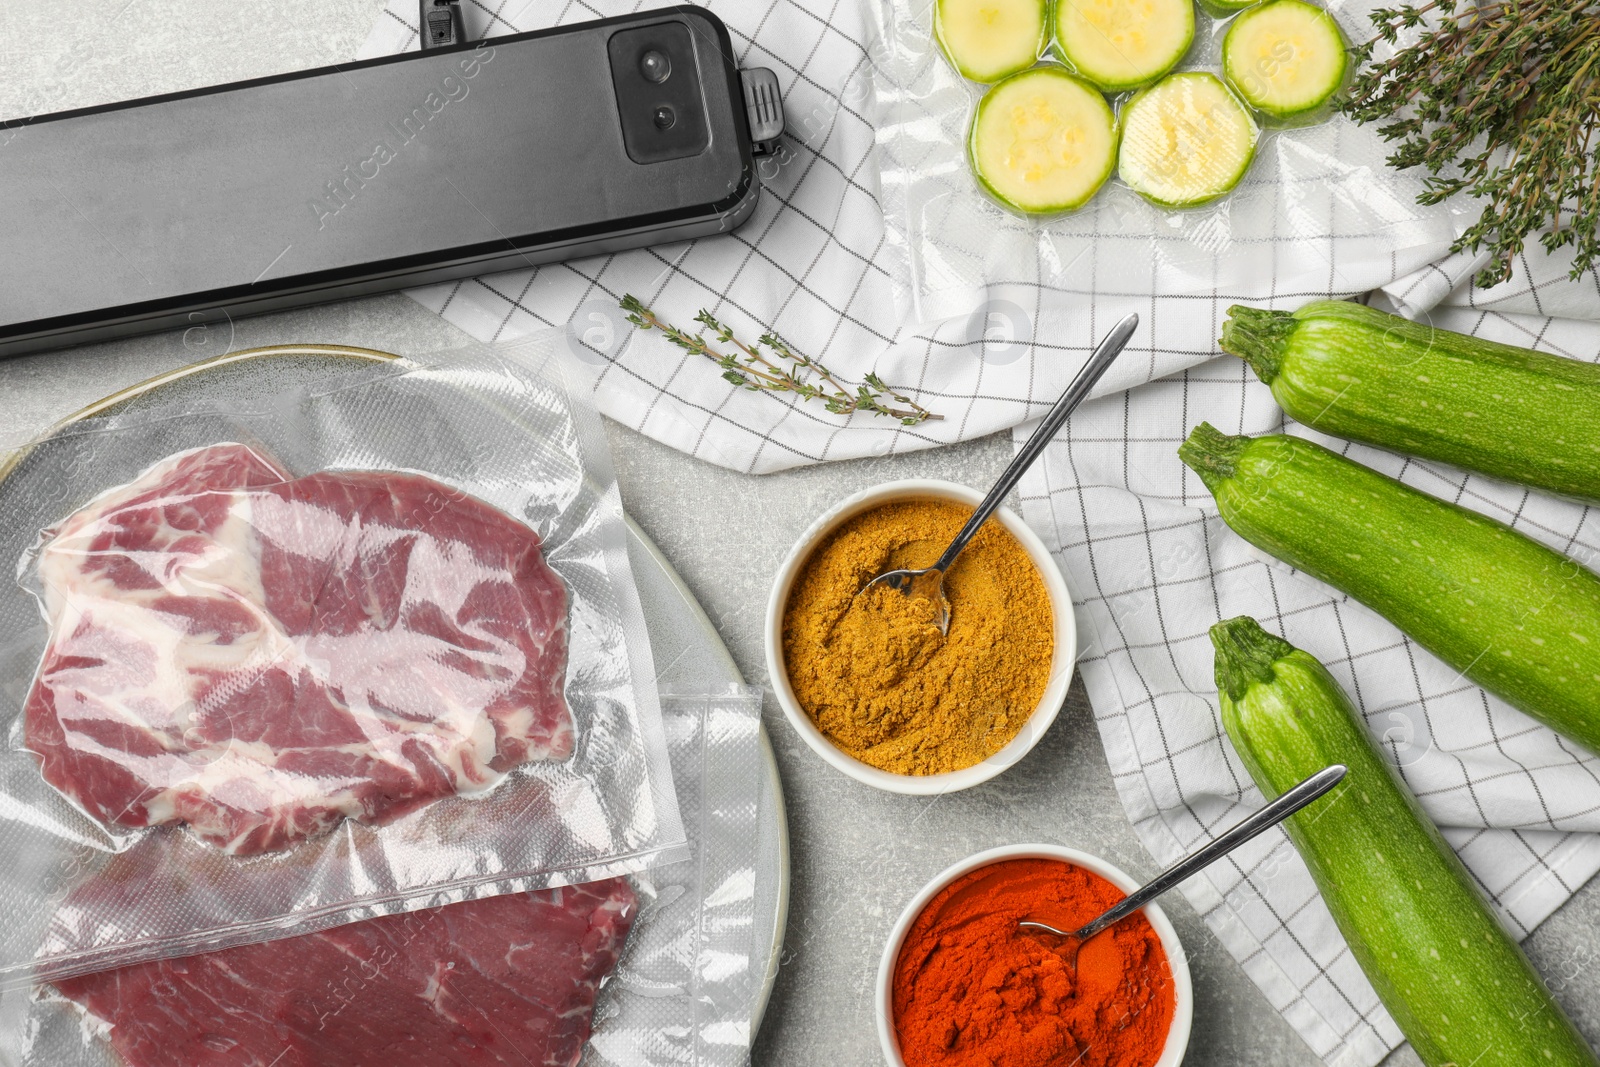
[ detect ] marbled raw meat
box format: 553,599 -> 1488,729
23,443 -> 571,854
55,878 -> 637,1067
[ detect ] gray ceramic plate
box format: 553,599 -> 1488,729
2,344 -> 790,1037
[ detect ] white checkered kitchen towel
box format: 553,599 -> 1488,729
361,0 -> 1479,476
360,4 -> 1600,1064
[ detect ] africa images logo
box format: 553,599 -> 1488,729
309,42 -> 495,230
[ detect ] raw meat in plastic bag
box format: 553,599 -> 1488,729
24,442 -> 571,856
0,336 -> 683,988
9,689 -> 767,1067
55,878 -> 636,1067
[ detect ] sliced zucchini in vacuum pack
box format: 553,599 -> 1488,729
1197,0 -> 1260,18
1118,72 -> 1258,207
1054,0 -> 1195,92
1223,0 -> 1348,120
936,0 -> 1048,84
969,67 -> 1118,215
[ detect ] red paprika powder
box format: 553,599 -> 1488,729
892,858 -> 1175,1067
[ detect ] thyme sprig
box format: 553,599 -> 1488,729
619,295 -> 941,425
1342,0 -> 1600,289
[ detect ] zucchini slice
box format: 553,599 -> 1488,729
935,0 -> 1048,84
1118,72 -> 1257,207
1054,0 -> 1195,93
969,67 -> 1118,215
1223,0 -> 1347,120
1196,0 -> 1258,17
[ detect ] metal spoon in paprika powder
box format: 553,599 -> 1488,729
1021,764 -> 1346,970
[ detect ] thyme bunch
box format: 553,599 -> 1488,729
1342,0 -> 1600,289
619,295 -> 941,425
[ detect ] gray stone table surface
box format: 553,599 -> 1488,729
4,5 -> 1599,1067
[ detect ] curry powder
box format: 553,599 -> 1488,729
781,498 -> 1054,775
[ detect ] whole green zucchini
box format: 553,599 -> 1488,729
1221,300 -> 1600,503
1180,423 -> 1600,756
1211,616 -> 1599,1067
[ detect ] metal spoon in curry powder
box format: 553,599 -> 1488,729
859,312 -> 1139,633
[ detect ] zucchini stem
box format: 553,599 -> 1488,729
1220,306 -> 1297,383
1210,616 -> 1296,701
1178,422 -> 1248,494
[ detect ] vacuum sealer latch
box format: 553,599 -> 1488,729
740,68 -> 784,155
419,0 -> 466,49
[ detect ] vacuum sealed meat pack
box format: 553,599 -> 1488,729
0,335 -> 684,988
4,689 -> 767,1067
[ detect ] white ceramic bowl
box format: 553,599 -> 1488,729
764,479 -> 1076,794
876,844 -> 1194,1067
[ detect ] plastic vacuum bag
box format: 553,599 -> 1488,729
588,687 -> 766,1067
1,689 -> 765,1067
0,333 -> 684,988
868,0 -> 1466,318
